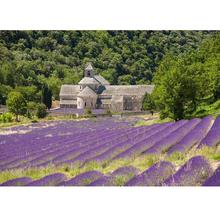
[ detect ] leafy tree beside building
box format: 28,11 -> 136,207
6,91 -> 27,121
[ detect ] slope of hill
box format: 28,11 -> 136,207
0,30 -> 215,102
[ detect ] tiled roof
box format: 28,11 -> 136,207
77,86 -> 98,98
59,85 -> 80,96
78,77 -> 100,85
94,75 -> 110,85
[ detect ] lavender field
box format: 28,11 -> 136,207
1,115 -> 220,186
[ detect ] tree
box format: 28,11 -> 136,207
0,85 -> 12,105
15,86 -> 41,102
47,74 -> 62,100
118,74 -> 133,85
152,51 -> 216,120
6,91 -> 27,121
42,84 -> 52,109
142,94 -> 156,115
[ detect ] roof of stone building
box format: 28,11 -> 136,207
85,63 -> 93,70
100,85 -> 154,96
78,77 -> 100,85
94,75 -> 110,85
59,85 -> 81,97
77,86 -> 97,98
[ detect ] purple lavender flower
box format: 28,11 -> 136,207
202,166 -> 220,186
143,118 -> 201,155
163,156 -> 213,186
1,177 -> 32,186
0,118 -> 136,171
88,176 -> 114,186
111,166 -> 139,177
26,173 -> 67,186
125,161 -> 175,186
198,115 -> 220,148
168,116 -> 213,154
60,171 -> 104,186
112,122 -> 178,159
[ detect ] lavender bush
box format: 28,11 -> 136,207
1,177 -> 32,186
59,171 -> 103,186
168,116 -> 213,154
26,173 -> 67,186
143,118 -> 201,155
125,161 -> 175,186
163,156 -> 213,186
88,176 -> 114,186
111,166 -> 139,177
112,122 -> 177,159
202,166 -> 220,186
198,115 -> 220,148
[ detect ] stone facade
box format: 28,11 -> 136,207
59,64 -> 154,112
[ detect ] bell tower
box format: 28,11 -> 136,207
85,63 -> 94,77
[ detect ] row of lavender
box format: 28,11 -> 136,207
1,115 -> 220,171
0,118 -> 172,170
1,155 -> 219,186
0,118 -> 135,170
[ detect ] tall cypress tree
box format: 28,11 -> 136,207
42,84 -> 52,109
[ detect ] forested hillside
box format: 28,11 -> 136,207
0,30 -> 215,104
151,32 -> 220,120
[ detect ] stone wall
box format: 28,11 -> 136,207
77,97 -> 97,109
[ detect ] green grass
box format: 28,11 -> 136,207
135,117 -> 173,127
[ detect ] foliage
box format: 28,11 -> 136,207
192,99 -> 220,118
42,84 -> 52,109
14,86 -> 41,103
36,103 -> 47,118
84,107 -> 92,115
6,91 -> 27,121
152,32 -> 220,120
26,101 -> 38,118
0,85 -> 12,105
142,93 -> 156,114
0,112 -> 13,123
0,30 -> 215,103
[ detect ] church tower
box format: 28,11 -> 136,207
85,63 -> 94,77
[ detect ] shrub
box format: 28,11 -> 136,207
0,112 -> 13,123
104,108 -> 112,116
84,108 -> 92,115
36,103 -> 47,118
26,102 -> 38,119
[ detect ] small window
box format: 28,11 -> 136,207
85,102 -> 86,107
87,71 -> 90,76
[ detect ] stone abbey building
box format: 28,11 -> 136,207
59,64 -> 154,112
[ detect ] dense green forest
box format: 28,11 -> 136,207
0,30 -> 219,121
0,30 -> 215,103
151,32 -> 220,120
